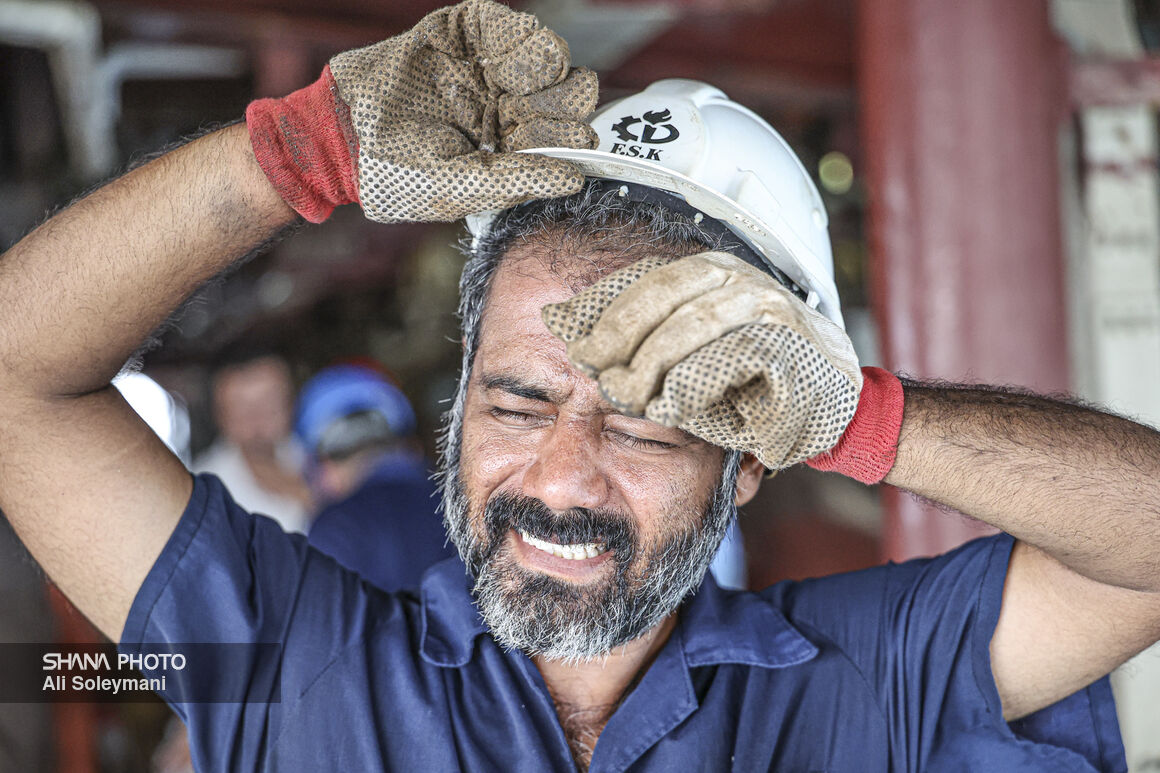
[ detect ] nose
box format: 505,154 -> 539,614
521,417 -> 609,512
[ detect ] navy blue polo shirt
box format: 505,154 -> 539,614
120,475 -> 1125,772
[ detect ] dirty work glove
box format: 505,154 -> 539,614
540,252 -> 867,472
246,0 -> 598,224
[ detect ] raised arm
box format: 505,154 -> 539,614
0,0 -> 598,641
544,250 -> 1160,722
0,125 -> 294,639
885,383 -> 1160,719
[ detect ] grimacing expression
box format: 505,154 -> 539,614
439,244 -> 749,661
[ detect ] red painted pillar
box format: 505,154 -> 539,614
857,0 -> 1071,560
48,586 -> 99,773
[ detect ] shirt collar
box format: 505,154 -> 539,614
418,559 -> 818,670
677,572 -> 818,669
419,558 -> 487,668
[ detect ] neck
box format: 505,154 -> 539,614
533,613 -> 678,770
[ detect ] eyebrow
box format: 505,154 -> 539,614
479,371 -> 699,445
480,374 -> 558,404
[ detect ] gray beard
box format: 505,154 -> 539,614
438,395 -> 740,661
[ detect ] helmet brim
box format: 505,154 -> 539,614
467,147 -> 845,328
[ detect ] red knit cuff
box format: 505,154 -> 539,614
805,366 -> 904,484
245,65 -> 359,223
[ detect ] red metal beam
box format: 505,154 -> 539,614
94,0 -> 448,32
93,1 -> 416,55
48,586 -> 102,773
858,0 -> 1071,560
607,0 -> 856,113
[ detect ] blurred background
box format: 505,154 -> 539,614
1,0 -> 1159,769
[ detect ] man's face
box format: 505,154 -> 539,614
444,244 -> 736,660
212,357 -> 294,453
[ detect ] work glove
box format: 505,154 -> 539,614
541,252 -> 904,482
246,0 -> 598,224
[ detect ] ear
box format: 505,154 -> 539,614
734,453 -> 765,506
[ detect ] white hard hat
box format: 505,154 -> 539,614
468,78 -> 843,327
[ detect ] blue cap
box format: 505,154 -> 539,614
295,365 -> 417,457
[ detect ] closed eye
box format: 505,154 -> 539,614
489,407 -> 544,424
607,429 -> 676,451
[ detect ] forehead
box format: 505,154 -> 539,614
215,358 -> 289,394
476,246 -> 580,377
469,243 -> 725,463
477,233 -> 692,344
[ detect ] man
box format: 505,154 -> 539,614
0,1 -> 1156,770
193,349 -> 313,532
297,363 -> 456,590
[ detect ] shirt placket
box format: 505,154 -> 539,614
585,633 -> 697,773
507,649 -> 586,771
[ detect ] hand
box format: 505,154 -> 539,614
541,252 -> 864,471
247,0 -> 598,223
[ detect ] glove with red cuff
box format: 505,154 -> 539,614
245,0 -> 598,224
804,366 -> 904,484
541,251 -> 906,482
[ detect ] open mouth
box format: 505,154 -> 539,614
517,529 -> 608,560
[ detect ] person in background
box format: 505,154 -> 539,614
192,348 -> 313,533
299,364 -> 457,591
708,517 -> 747,590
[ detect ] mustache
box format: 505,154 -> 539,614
483,492 -> 638,564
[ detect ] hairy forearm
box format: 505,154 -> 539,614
0,123 -> 295,400
885,382 -> 1160,592
0,123 -> 296,638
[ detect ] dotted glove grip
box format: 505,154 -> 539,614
246,0 -> 598,224
329,0 -> 599,223
542,252 -> 864,470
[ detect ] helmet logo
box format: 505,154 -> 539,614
608,107 -> 681,161
610,109 -> 680,144
639,110 -> 680,144
611,115 -> 640,142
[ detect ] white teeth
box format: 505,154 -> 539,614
518,530 -> 606,561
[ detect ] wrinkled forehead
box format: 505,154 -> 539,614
478,232 -> 697,328
502,225 -> 706,292
477,245 -> 586,355
465,226 -> 716,390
